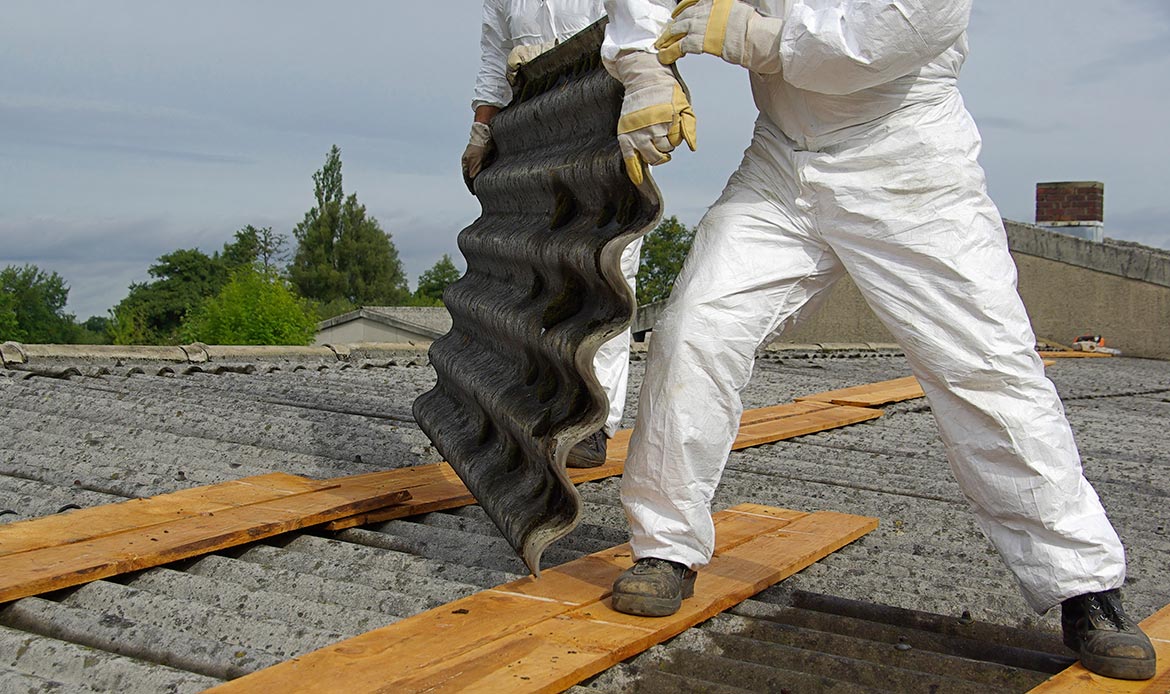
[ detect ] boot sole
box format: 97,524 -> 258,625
610,574 -> 696,617
1078,651 -> 1157,681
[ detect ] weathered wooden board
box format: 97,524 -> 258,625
0,475 -> 411,603
0,473 -> 331,557
796,375 -> 925,407
327,402 -> 882,531
204,504 -> 878,694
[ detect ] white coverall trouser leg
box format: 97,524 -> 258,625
622,100 -> 1126,613
594,237 -> 643,437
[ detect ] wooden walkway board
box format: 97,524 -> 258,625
796,375 -> 925,408
205,503 -> 878,694
326,401 -> 882,531
0,473 -> 332,557
1038,350 -> 1114,358
1027,604 -> 1170,693
0,475 -> 411,604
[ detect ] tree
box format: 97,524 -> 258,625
414,254 -> 462,305
289,145 -> 409,306
109,247 -> 227,343
0,290 -> 20,341
224,225 -> 289,274
637,216 -> 695,304
0,264 -> 78,343
181,267 -> 318,345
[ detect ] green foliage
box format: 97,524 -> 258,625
637,216 -> 695,304
226,225 -> 289,273
73,315 -> 111,345
414,254 -> 461,305
181,267 -> 318,345
289,145 -> 409,306
0,264 -> 78,343
0,291 -> 19,340
109,248 -> 227,343
313,297 -> 358,321
108,304 -> 151,346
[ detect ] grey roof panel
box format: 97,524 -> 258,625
0,349 -> 1166,692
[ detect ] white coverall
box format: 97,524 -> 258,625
476,0 -> 639,436
603,0 -> 1126,612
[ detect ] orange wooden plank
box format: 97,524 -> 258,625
1038,350 -> 1113,358
0,473 -> 331,558
734,403 -> 882,448
0,481 -> 410,603
205,504 -> 877,694
1027,604 -> 1170,693
796,375 -> 925,407
326,403 -> 879,531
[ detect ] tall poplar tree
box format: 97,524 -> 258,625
289,146 -> 408,307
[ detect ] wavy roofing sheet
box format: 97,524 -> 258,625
413,20 -> 662,574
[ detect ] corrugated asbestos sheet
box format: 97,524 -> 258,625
1,350 -> 1168,692
413,20 -> 663,574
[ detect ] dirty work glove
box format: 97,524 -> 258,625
607,50 -> 697,186
461,121 -> 493,194
507,40 -> 557,85
655,0 -> 783,74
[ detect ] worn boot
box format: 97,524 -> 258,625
1061,589 -> 1156,680
611,558 -> 697,617
566,430 -> 607,468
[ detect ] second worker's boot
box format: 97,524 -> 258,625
566,430 -> 607,468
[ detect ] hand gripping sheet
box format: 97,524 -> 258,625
413,21 -> 662,575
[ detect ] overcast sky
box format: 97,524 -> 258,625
2,1 -> 1168,320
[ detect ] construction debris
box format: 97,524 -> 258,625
412,19 -> 663,575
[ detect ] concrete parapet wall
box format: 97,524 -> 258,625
633,220 -> 1170,360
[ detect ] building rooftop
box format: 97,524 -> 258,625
1,345 -> 1166,692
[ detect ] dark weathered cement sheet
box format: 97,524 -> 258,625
413,20 -> 662,574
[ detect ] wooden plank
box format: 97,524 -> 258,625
796,375 -> 925,407
734,403 -> 881,448
325,403 -> 880,532
0,481 -> 411,603
205,504 -> 877,694
1027,604 -> 1170,693
1038,350 -> 1114,358
0,473 -> 332,558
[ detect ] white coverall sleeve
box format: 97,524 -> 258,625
779,0 -> 972,95
473,0 -> 514,110
601,0 -> 675,62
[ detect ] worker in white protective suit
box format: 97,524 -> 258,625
465,0 -> 641,468
600,0 -> 1156,680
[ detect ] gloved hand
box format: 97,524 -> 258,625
461,121 -> 493,194
654,0 -> 783,74
606,50 -> 697,186
507,40 -> 557,85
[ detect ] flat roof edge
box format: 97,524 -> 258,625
1004,219 -> 1170,288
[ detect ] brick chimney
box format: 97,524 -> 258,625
1035,181 -> 1104,242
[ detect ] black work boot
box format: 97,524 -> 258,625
1061,589 -> 1156,680
611,557 -> 697,617
566,430 -> 607,468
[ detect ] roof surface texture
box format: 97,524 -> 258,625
1,346 -> 1166,692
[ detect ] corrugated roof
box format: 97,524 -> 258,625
1,346 -> 1166,692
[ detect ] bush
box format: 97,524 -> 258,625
181,267 -> 318,345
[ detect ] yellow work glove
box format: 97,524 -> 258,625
655,0 -> 783,74
461,121 -> 493,195
506,40 -> 558,85
606,50 -> 697,186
